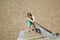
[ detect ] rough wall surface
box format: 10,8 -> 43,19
0,0 -> 60,40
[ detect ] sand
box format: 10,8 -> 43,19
0,0 -> 60,40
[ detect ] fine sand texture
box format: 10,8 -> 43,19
0,0 -> 60,40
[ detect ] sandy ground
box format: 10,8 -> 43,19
0,0 -> 60,40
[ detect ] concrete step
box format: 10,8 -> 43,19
24,30 -> 46,40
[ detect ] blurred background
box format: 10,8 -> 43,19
0,0 -> 60,40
